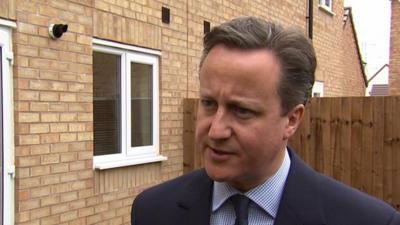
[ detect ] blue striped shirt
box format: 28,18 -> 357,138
210,149 -> 291,225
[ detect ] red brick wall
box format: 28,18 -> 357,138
341,10 -> 367,96
313,0 -> 366,96
390,0 -> 400,94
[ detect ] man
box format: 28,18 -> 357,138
131,16 -> 400,225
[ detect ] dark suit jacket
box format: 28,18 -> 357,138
131,148 -> 400,225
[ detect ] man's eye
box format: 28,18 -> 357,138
234,106 -> 254,118
200,99 -> 216,109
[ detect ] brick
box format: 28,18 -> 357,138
30,102 -> 50,111
30,124 -> 50,133
39,49 -> 59,60
51,203 -> 69,214
60,133 -> 77,142
51,143 -> 69,153
41,133 -> 60,144
77,113 -> 92,121
40,215 -> 60,225
30,165 -> 51,176
16,102 -> 30,111
41,154 -> 60,165
31,144 -> 51,155
86,214 -> 102,225
61,152 -> 77,162
41,195 -> 61,207
51,163 -> 69,173
70,161 -> 86,171
60,93 -> 77,102
49,103 -> 68,112
30,207 -> 51,219
16,124 -> 30,134
17,168 -> 31,178
60,113 -> 77,122
17,22 -> 38,35
18,112 -> 40,123
50,123 -> 69,132
77,132 -> 92,141
17,189 -> 31,201
17,90 -> 39,100
18,44 -> 39,57
60,191 -> 78,203
78,206 -> 94,217
16,210 -> 30,223
41,113 -> 59,122
18,135 -> 41,145
40,71 -> 59,80
19,198 -> 41,211
28,36 -> 49,48
41,174 -> 60,185
15,146 -> 31,157
60,210 -> 78,222
51,183 -> 71,194
40,92 -> 59,101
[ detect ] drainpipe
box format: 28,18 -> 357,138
307,0 -> 313,39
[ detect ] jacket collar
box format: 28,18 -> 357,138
275,148 -> 326,225
175,148 -> 326,225
176,169 -> 213,225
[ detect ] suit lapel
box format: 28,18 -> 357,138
275,148 -> 326,225
176,169 -> 213,225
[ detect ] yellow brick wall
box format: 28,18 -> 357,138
12,0 -> 365,225
390,0 -> 400,94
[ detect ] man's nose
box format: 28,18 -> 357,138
208,108 -> 232,140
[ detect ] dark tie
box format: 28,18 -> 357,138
230,194 -> 251,225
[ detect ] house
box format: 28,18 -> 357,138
389,0 -> 400,94
0,0 -> 366,224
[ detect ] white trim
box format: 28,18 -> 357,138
93,38 -> 161,56
0,25 -> 15,225
319,0 -> 335,16
94,155 -> 167,170
92,41 -> 166,169
0,19 -> 16,28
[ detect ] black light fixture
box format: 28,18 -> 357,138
204,21 -> 211,34
162,7 -> 170,24
48,24 -> 68,39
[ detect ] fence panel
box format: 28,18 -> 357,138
183,97 -> 400,210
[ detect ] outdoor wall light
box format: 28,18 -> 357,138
48,24 -> 68,39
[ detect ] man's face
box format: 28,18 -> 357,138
196,44 -> 302,192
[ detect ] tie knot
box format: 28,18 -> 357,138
230,194 -> 250,225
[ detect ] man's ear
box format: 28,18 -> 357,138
283,104 -> 305,140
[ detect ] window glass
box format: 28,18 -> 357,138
93,52 -> 121,156
131,63 -> 153,147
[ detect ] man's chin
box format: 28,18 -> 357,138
204,165 -> 231,182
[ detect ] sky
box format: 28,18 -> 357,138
344,0 -> 391,95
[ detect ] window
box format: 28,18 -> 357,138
312,81 -> 324,97
319,0 -> 332,11
93,39 -> 166,170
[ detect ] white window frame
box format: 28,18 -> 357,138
0,20 -> 16,225
319,0 -> 334,14
312,80 -> 324,97
93,39 -> 166,170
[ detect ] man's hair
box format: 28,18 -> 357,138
200,16 -> 317,115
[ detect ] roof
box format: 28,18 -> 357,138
343,7 -> 368,87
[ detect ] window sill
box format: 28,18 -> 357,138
94,155 -> 168,170
318,5 -> 335,16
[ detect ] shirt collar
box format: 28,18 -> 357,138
212,148 -> 291,218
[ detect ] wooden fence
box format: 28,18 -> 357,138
183,97 -> 400,210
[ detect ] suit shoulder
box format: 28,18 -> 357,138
317,173 -> 399,223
